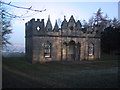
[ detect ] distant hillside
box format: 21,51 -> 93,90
3,43 -> 25,52
2,52 -> 25,57
2,43 -> 25,57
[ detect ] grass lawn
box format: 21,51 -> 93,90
2,53 -> 120,88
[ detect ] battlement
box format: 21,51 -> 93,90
25,15 -> 101,38
26,18 -> 44,26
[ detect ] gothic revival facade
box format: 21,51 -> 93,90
25,15 -> 101,63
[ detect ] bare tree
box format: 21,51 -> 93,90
2,7 -> 12,46
87,8 -> 110,32
94,8 -> 103,25
111,18 -> 120,28
0,1 -> 46,47
82,20 -> 88,29
0,1 -> 46,19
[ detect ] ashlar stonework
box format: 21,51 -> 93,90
25,15 -> 101,63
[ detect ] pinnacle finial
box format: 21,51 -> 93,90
48,15 -> 50,20
64,15 -> 66,20
55,20 -> 58,26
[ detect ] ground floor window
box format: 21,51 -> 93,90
67,45 -> 74,54
44,41 -> 51,57
88,43 -> 94,56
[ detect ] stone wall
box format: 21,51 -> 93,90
25,16 -> 101,63
30,35 -> 101,63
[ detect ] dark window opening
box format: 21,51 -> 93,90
88,44 -> 94,56
44,42 -> 51,57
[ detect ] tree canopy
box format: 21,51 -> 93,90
1,6 -> 12,46
87,8 -> 120,54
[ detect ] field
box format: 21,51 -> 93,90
2,54 -> 120,88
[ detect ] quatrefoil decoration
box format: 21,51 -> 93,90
37,26 -> 41,31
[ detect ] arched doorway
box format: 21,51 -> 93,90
62,41 -> 81,61
67,40 -> 76,61
75,42 -> 81,61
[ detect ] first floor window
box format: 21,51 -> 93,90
88,43 -> 94,56
44,42 -> 51,57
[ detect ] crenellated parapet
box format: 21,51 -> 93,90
25,18 -> 45,37
25,15 -> 101,38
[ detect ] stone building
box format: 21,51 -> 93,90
25,15 -> 101,63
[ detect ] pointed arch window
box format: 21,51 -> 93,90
44,41 -> 51,57
88,43 -> 94,56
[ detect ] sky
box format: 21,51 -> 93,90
2,0 -> 119,52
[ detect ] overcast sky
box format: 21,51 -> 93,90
2,0 -> 119,50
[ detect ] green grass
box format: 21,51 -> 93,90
2,54 -> 120,88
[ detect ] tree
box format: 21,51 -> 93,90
111,18 -> 120,28
101,26 -> 120,53
86,8 -> 120,54
88,16 -> 94,27
2,7 -> 12,46
0,1 -> 46,19
87,8 -> 109,33
0,1 -> 46,47
94,8 -> 103,25
82,20 -> 88,32
100,16 -> 120,53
